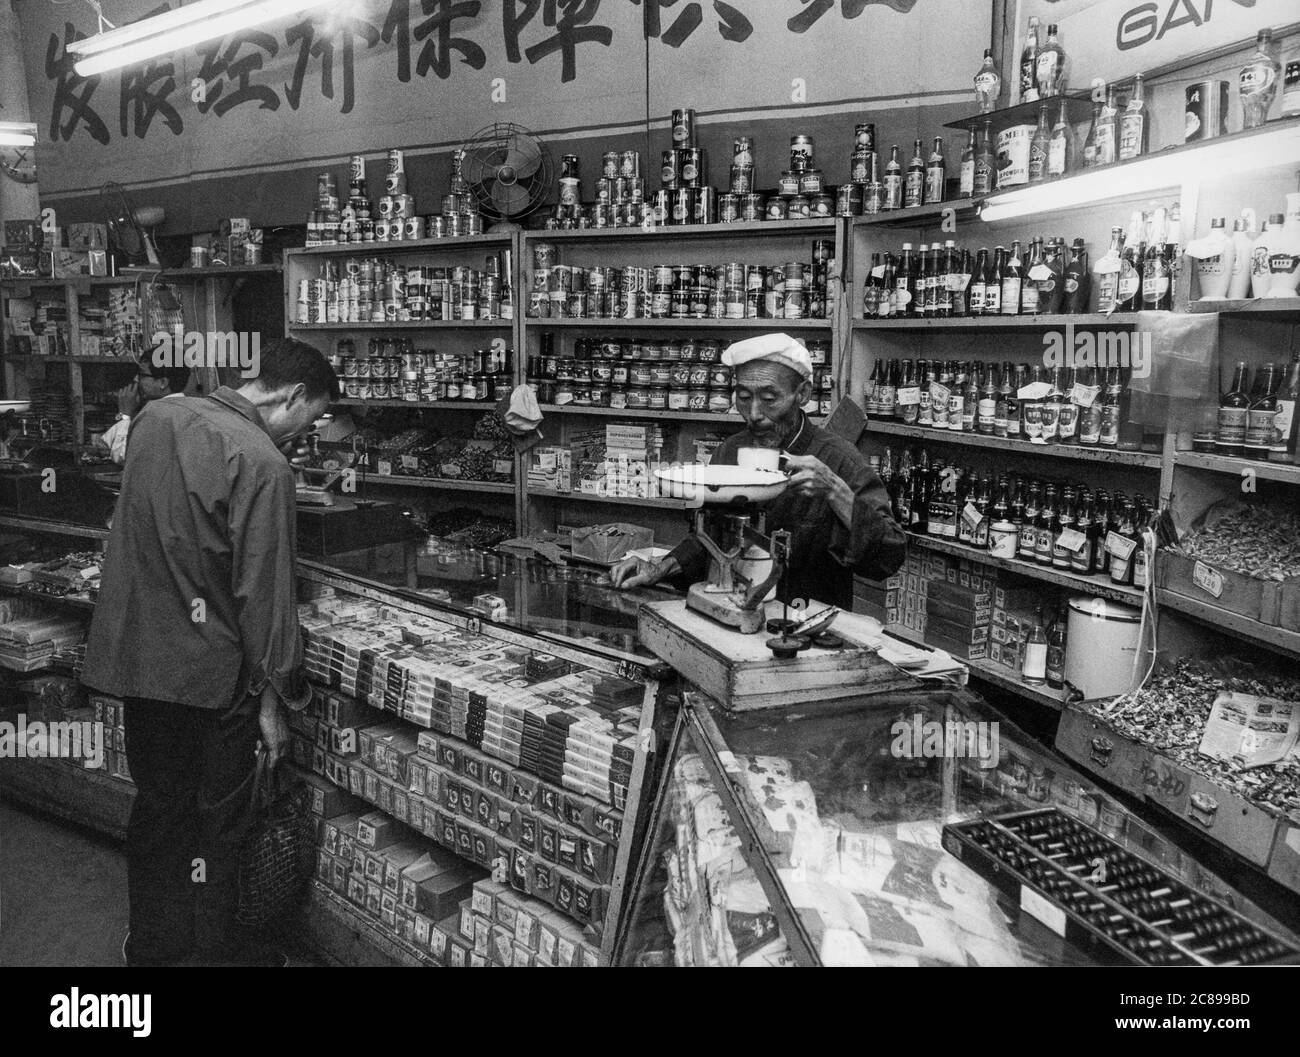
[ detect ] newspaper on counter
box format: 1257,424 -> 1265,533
1197,692 -> 1300,769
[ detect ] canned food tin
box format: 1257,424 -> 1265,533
670,188 -> 694,226
404,216 -> 425,240
672,108 -> 695,147
741,193 -> 763,222
733,136 -> 753,167
385,170 -> 405,195
778,170 -> 801,196
387,148 -> 405,177
718,192 -> 740,223
619,150 -> 640,178
356,379 -> 374,400
680,147 -> 703,187
427,215 -> 447,238
855,123 -> 875,152
602,151 -> 619,178
836,183 -> 864,216
558,177 -> 581,206
799,169 -> 825,195
661,149 -> 681,188
729,165 -> 753,194
670,289 -> 690,318
783,288 -> 806,318
447,213 -> 466,237
378,195 -> 395,219
790,134 -> 813,171
344,379 -> 361,398
190,245 -> 209,268
694,186 -> 716,225
850,148 -> 875,184
766,196 -> 788,220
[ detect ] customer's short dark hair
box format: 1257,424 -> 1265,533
249,338 -> 340,403
139,358 -> 193,394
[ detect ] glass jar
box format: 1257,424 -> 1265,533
688,363 -> 709,386
667,387 -> 690,410
538,380 -> 557,404
708,364 -> 733,388
630,361 -> 655,386
611,363 -> 629,386
571,384 -> 592,406
556,358 -> 576,382
678,337 -> 698,361
650,361 -> 672,385
608,385 -> 628,409
670,362 -> 692,387
697,340 -> 721,363
647,384 -> 669,410
625,385 -> 650,410
687,387 -> 709,411
590,384 -> 611,407
591,361 -> 613,383
708,387 -> 733,414
553,382 -> 575,406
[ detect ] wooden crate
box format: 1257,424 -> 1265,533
1278,581 -> 1300,634
1267,818 -> 1300,896
1181,772 -> 1279,868
1055,708 -> 1149,799
1157,552 -> 1282,625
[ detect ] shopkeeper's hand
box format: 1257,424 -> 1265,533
115,382 -> 141,418
611,555 -> 680,591
258,686 -> 291,768
784,454 -> 854,529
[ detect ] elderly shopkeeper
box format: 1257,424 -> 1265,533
611,333 -> 905,609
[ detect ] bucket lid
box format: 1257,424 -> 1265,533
1067,596 -> 1142,623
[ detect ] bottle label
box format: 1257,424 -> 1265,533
975,71 -> 998,92
1048,136 -> 1066,175
1023,403 -> 1043,439
974,161 -> 993,195
1000,278 -> 1022,312
925,168 -> 945,203
1028,144 -> 1048,181
896,386 -> 921,406
984,285 -> 1001,312
1069,383 -> 1101,407
1116,268 -> 1140,301
1023,642 -> 1048,680
1217,406 -> 1247,444
978,398 -> 996,430
1019,523 -> 1038,553
1118,114 -> 1144,159
959,159 -> 975,195
884,173 -> 902,207
904,171 -> 924,206
1240,61 -> 1277,96
1058,404 -> 1078,440
1105,531 -> 1138,561
1142,274 -> 1170,301
1272,399 -> 1296,452
1036,52 -> 1059,90
1021,284 -> 1040,313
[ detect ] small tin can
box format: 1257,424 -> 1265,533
671,108 -> 695,147
619,150 -> 640,178
693,186 -> 716,225
718,192 -> 740,223
729,165 -> 753,194
855,123 -> 875,151
349,154 -> 366,184
602,151 -> 619,178
836,183 -> 863,216
670,188 -> 694,226
558,177 -> 581,206
799,169 -> 825,195
190,245 -> 209,268
765,196 -> 788,220
850,147 -> 875,184
790,134 -> 813,171
661,149 -> 681,188
680,147 -> 704,187
732,136 -> 754,167
741,193 -> 763,222
404,216 -> 425,240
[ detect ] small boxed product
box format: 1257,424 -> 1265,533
356,810 -> 403,850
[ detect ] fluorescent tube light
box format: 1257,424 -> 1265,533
70,0 -> 339,77
0,122 -> 37,147
981,122 -> 1300,223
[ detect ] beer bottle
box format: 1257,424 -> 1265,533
899,358 -> 921,425
973,475 -> 992,548
969,248 -> 989,315
963,368 -> 980,432
1022,364 -> 1046,441
884,145 -> 904,210
994,362 -> 1012,437
1099,366 -> 1122,448
1042,237 -> 1067,315
916,244 -> 932,319
1075,365 -> 1102,446
947,362 -> 965,432
1064,236 -> 1091,314
1000,240 -> 1023,316
959,125 -> 977,198
1108,500 -> 1139,586
1052,486 -> 1077,569
1021,237 -> 1044,314
1270,352 -> 1300,463
1216,360 -> 1251,457
1023,619 -> 1049,685
925,137 -> 947,204
1118,73 -> 1149,160
1071,488 -> 1096,575
1019,480 -> 1041,560
985,246 -> 1005,315
1132,496 -> 1151,589
1041,366 -> 1065,443
1029,104 -> 1051,184
1035,484 -> 1058,566
952,245 -> 971,318
1243,362 -> 1277,461
1057,367 -> 1079,444
1006,363 -> 1026,439
918,360 -> 934,426
904,138 -> 926,209
864,357 -> 882,415
1046,619 -> 1067,689
896,242 -> 916,315
973,120 -> 997,196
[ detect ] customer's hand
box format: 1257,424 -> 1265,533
280,435 -> 312,471
258,686 -> 291,768
116,383 -> 141,418
610,555 -> 680,591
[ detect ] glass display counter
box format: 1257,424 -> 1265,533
615,688 -> 1300,967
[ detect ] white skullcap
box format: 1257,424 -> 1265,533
721,333 -> 813,381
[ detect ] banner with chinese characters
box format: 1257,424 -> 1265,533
16,0 -> 988,199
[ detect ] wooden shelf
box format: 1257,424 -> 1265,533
285,234 -> 512,257
850,198 -> 984,229
884,622 -> 1066,709
868,419 -> 1163,468
0,755 -> 134,842
0,583 -> 96,612
1156,589 -> 1300,661
333,398 -> 497,411
528,490 -> 695,510
907,533 -> 1145,606
942,91 -> 1095,136
38,356 -> 136,365
0,275 -> 138,289
151,264 -> 282,279
852,312 -> 1135,330
1173,451 -> 1300,485
1186,297 -> 1300,317
526,317 -> 831,330
0,515 -> 110,541
345,474 -> 513,494
290,320 -> 508,330
521,219 -> 836,243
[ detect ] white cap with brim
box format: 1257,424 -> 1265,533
721,333 -> 813,382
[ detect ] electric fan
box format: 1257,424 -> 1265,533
459,123 -> 552,232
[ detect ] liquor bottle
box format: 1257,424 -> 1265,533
1064,237 -> 1091,313
910,461 -> 930,535
963,369 -> 979,432
947,364 -> 965,432
1052,486 -> 1077,569
1116,211 -> 1145,311
1042,237 -> 1067,314
1227,215 -> 1255,300
1240,28 -> 1281,130
1022,364 -> 1046,441
1006,363 -> 1026,440
1252,214 -> 1284,298
1215,360 -> 1250,457
1000,240 -> 1024,315
995,363 -> 1011,437
978,367 -> 997,435
1037,23 -> 1065,98
973,476 -> 992,548
904,138 -> 926,209
974,47 -> 1001,112
1041,366 -> 1065,443
1243,362 -> 1278,461
1270,352 -> 1300,463
883,145 -> 904,210
959,125 -> 977,198
1108,500 -> 1138,586
1096,489 -> 1114,577
1118,74 -> 1149,160
931,243 -> 948,317
1096,225 -> 1125,313
899,359 -> 921,425
1076,365 -> 1103,446
917,244 -> 932,319
918,361 -> 934,426
1021,236 -> 1044,314
985,246 -> 1005,315
1141,206 -> 1171,310
1132,499 -> 1151,590
864,357 -> 882,415
862,252 -> 883,319
1071,489 -> 1096,575
925,137 -> 947,205
973,120 -> 997,196
1023,618 -> 1049,685
1035,484 -> 1057,565
880,447 -> 895,509
881,254 -> 897,317
1082,100 -> 1102,168
1046,620 -> 1067,689
1029,104 -> 1052,184
878,358 -> 898,419
896,243 -> 916,316
1020,16 -> 1041,104
969,248 -> 988,315
1048,98 -> 1073,179
1095,86 -> 1119,166
953,245 -> 971,318
1009,476 -> 1026,526
1099,367 -> 1122,448
1019,481 -> 1041,560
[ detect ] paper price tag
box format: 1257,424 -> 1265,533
1056,527 -> 1087,553
962,502 -> 985,530
1183,236 -> 1226,260
400,454 -> 419,471
1105,532 -> 1137,561
1068,383 -> 1101,408
376,459 -> 393,477
929,382 -> 951,407
1021,885 -> 1067,937
1028,264 -> 1053,281
896,386 -> 921,406
1192,560 -> 1225,599
1092,255 -> 1122,275
1017,382 -> 1051,400
870,264 -> 886,279
945,273 -> 972,291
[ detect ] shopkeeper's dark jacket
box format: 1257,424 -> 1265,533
82,387 -> 310,711
666,413 -> 905,609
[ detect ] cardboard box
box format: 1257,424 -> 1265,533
356,811 -> 403,850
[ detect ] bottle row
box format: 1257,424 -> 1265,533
874,448 -> 1158,588
865,360 -> 1133,449
1208,356 -> 1300,464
